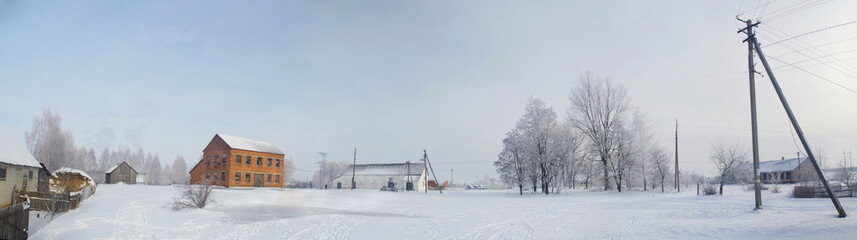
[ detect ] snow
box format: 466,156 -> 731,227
0,124 -> 42,168
217,133 -> 284,155
105,164 -> 120,173
52,167 -> 95,187
30,184 -> 857,239
760,157 -> 805,172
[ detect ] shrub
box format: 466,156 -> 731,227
169,179 -> 214,210
702,184 -> 718,195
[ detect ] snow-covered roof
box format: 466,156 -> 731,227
0,124 -> 42,168
53,167 -> 95,187
343,163 -> 425,177
759,157 -> 806,172
217,134 -> 284,155
106,162 -> 137,174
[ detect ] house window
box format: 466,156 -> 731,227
235,172 -> 241,182
207,156 -> 211,166
28,170 -> 33,179
221,171 -> 226,182
257,157 -> 262,166
236,155 -> 242,165
275,174 -> 280,183
267,174 -> 272,183
246,156 -> 252,165
245,173 -> 251,182
214,155 -> 220,166
276,159 -> 280,168
0,167 -> 6,181
206,172 -> 210,180
268,158 -> 272,167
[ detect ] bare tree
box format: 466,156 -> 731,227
650,147 -> 672,193
836,152 -> 855,187
709,142 -> 748,195
170,178 -> 215,210
568,72 -> 631,191
26,108 -> 73,170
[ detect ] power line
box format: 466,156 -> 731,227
767,20 -> 857,47
766,55 -> 857,95
763,0 -> 834,23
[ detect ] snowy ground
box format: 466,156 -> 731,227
30,184 -> 857,239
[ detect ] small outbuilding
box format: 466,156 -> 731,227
105,162 -> 138,184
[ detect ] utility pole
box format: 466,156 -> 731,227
351,147 -> 356,190
407,161 -> 411,192
740,19 -> 763,211
423,150 -> 443,194
451,169 -> 454,186
739,18 -> 846,217
675,118 -> 680,192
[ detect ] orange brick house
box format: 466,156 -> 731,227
189,134 -> 285,187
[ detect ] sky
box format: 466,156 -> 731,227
1,0 -> 856,183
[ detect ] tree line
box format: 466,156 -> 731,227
24,108 -> 188,185
494,72 -> 675,194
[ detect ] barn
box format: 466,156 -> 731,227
330,162 -> 426,191
0,124 -> 43,209
105,162 -> 138,184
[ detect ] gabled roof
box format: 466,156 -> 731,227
0,124 -> 42,168
106,161 -> 138,174
217,134 -> 284,155
759,157 -> 806,172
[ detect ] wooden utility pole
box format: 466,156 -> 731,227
675,118 -> 680,192
740,19 -> 763,210
739,18 -> 846,217
406,161 -> 411,192
423,150 -> 443,194
351,147 -> 356,190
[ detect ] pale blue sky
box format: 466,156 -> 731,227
2,1 -> 856,182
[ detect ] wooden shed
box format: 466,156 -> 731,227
105,162 -> 138,184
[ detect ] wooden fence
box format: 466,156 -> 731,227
15,185 -> 95,213
0,202 -> 29,240
793,185 -> 853,198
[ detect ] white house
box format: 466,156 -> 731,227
0,124 -> 43,209
759,157 -> 814,183
331,162 -> 426,191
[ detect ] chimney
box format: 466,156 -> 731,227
781,157 -> 784,160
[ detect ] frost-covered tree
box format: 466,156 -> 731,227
171,156 -> 189,184
650,147 -> 672,192
313,160 -> 349,189
495,129 -> 529,195
25,108 -> 73,171
709,142 -> 748,195
282,157 -> 296,186
145,154 -> 163,185
568,72 -> 631,191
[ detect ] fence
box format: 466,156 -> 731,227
15,185 -> 95,213
0,202 -> 29,240
793,185 -> 853,198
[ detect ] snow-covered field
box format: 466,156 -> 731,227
31,184 -> 857,239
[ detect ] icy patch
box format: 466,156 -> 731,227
218,205 -> 420,222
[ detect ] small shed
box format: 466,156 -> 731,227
105,162 -> 138,184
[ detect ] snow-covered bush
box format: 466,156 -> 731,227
771,185 -> 780,193
169,179 -> 214,210
702,184 -> 718,195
